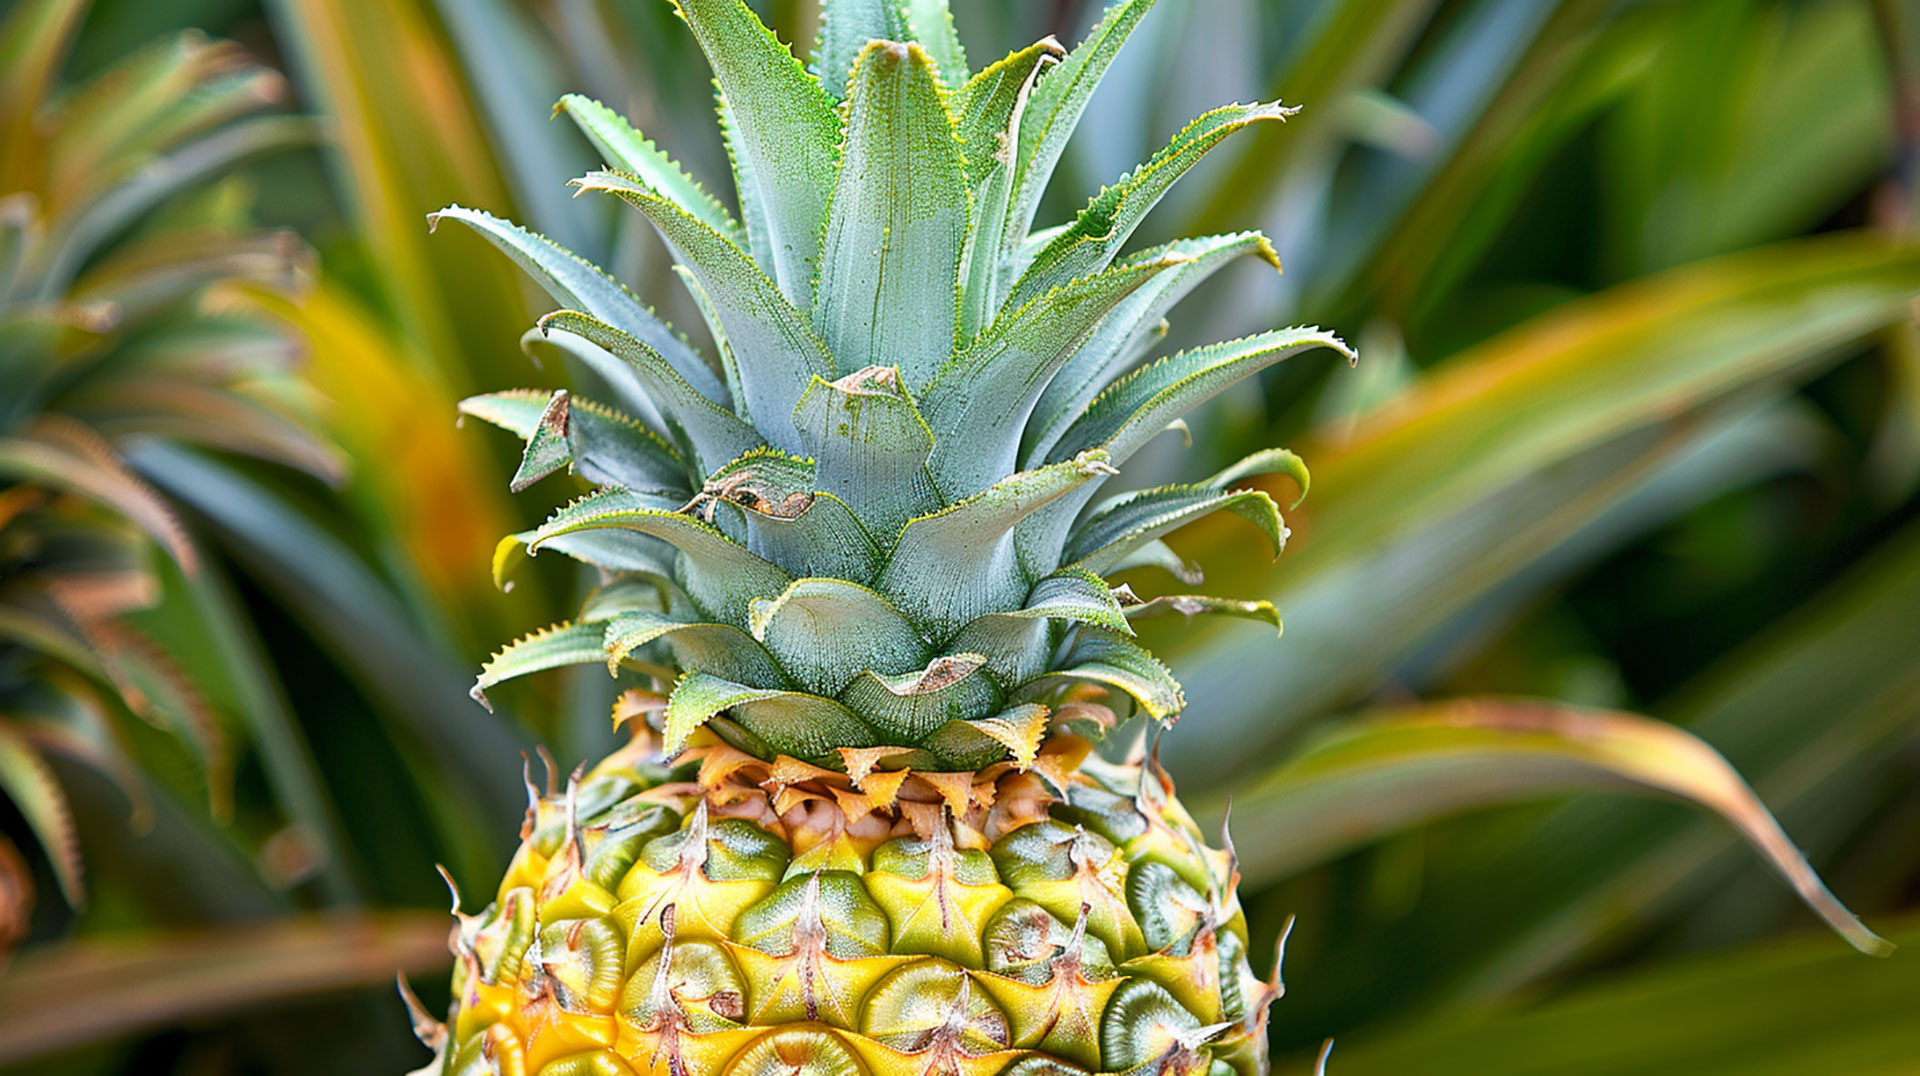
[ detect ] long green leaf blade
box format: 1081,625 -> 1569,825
814,41 -> 969,383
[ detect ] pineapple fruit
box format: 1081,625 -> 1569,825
413,1 -> 1351,1073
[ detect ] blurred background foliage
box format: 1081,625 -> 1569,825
0,0 -> 1916,1072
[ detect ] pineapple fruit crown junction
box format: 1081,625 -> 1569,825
419,0 -> 1354,1073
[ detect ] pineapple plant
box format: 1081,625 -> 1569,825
0,0 -> 328,941
416,1 -> 1351,1072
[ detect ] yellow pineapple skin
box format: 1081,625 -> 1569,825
426,731 -> 1282,1076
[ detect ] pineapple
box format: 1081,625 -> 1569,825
415,1 -> 1351,1073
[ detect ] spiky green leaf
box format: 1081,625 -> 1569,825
841,655 -> 1002,741
1025,232 -> 1282,466
880,451 -> 1113,637
470,621 -> 607,709
749,579 -> 929,697
670,0 -> 839,300
1052,327 -> 1354,467
814,41 -> 968,382
1006,0 -> 1161,253
1010,101 -> 1297,308
527,489 -> 791,626
573,170 -> 836,447
553,94 -> 743,243
664,672 -> 878,758
538,310 -> 762,475
459,389 -> 692,495
425,205 -> 728,404
790,367 -> 941,541
922,255 -> 1181,497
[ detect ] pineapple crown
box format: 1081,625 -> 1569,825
444,0 -> 1353,773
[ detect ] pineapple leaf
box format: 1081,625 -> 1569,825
602,611 -> 786,686
469,621 -> 607,710
880,451 -> 1115,638
671,264 -> 747,419
924,702 -> 1052,770
553,94 -> 743,244
665,672 -> 879,758
1005,0 -> 1160,256
670,0 -> 839,302
428,205 -> 727,405
948,569 -> 1135,685
0,723 -> 83,907
1069,456 -> 1294,574
1218,699 -> 1892,957
1095,537 -> 1199,584
954,37 -> 1063,341
459,389 -> 693,496
1123,594 -> 1282,634
701,450 -> 884,583
901,0 -> 969,90
791,366 -> 941,541
814,41 -> 968,384
527,488 -> 791,626
996,569 -> 1134,634
538,310 -> 762,476
492,528 -> 680,590
1009,101 -> 1298,309
508,390 -> 570,492
518,324 -> 665,434
1053,326 -> 1355,468
748,579 -> 930,698
1018,626 -> 1183,723
1072,487 -> 1281,576
922,254 -> 1185,498
1025,232 -> 1282,467
573,169 -> 836,450
1204,447 -> 1310,508
579,579 -> 675,622
811,0 -> 905,94
840,655 -> 1002,742
0,428 -> 196,575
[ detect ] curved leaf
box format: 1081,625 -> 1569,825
1051,327 -> 1354,467
572,170 -> 835,448
470,621 -> 606,709
1068,486 -> 1283,576
1007,0 -> 1160,253
527,489 -> 791,626
749,578 -> 929,697
1219,698 -> 1890,956
1025,232 -> 1282,467
841,655 -> 1003,741
427,205 -> 726,404
458,389 -> 691,496
881,451 -> 1113,637
1017,626 -> 1183,722
1008,101 -> 1298,307
602,611 -> 785,686
554,93 -> 742,243
955,36 -> 1062,340
922,255 -> 1180,497
538,310 -> 761,475
791,366 -> 941,540
664,671 -> 877,758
